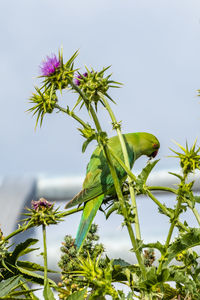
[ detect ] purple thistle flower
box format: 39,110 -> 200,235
31,198 -> 53,211
40,55 -> 60,76
73,72 -> 88,86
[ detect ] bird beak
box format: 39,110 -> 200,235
151,150 -> 158,158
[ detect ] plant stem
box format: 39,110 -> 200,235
191,206 -> 200,226
42,224 -> 48,286
3,223 -> 34,243
146,190 -> 171,217
100,92 -> 141,240
58,206 -> 84,218
148,186 -> 177,194
146,190 -> 188,232
157,195 -> 182,274
55,104 -> 88,129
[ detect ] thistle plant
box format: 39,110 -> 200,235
1,48 -> 200,299
26,48 -> 200,299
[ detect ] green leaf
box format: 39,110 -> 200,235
17,261 -> 57,273
145,267 -> 157,286
82,134 -> 96,153
142,241 -> 165,255
0,297 -> 32,300
11,239 -> 39,263
168,172 -> 183,181
17,266 -> 56,286
164,228 -> 200,267
8,288 -> 40,297
43,280 -> 56,300
66,288 -> 87,300
0,276 -> 21,297
157,268 -> 170,282
105,202 -> 119,219
169,269 -> 198,297
137,160 -> 159,184
194,196 -> 200,203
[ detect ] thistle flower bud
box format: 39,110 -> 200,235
28,87 -> 58,127
73,72 -> 88,86
72,67 -> 121,110
21,198 -> 63,227
170,140 -> 200,177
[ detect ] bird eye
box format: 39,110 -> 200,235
152,143 -> 159,149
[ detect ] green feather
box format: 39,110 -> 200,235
65,132 -> 160,250
75,195 -> 104,250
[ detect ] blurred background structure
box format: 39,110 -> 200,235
1,0 -> 200,284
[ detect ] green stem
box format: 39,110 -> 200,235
3,223 -> 34,243
70,81 -> 90,106
165,196 -> 182,247
42,224 -> 48,286
191,206 -> 200,226
58,206 -> 84,218
55,104 -> 88,129
100,92 -> 141,240
148,186 -> 177,194
89,105 -> 102,132
147,190 -> 188,232
157,195 -> 183,274
146,190 -> 171,217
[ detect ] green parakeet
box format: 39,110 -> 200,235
65,132 -> 160,250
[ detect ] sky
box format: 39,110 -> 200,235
1,0 -> 200,177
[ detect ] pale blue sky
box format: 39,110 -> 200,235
1,0 -> 200,176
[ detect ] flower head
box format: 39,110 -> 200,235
73,72 -> 88,86
170,139 -> 200,176
21,198 -> 63,227
40,55 -> 60,76
31,198 -> 52,211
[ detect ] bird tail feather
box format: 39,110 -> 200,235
75,194 -> 104,250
